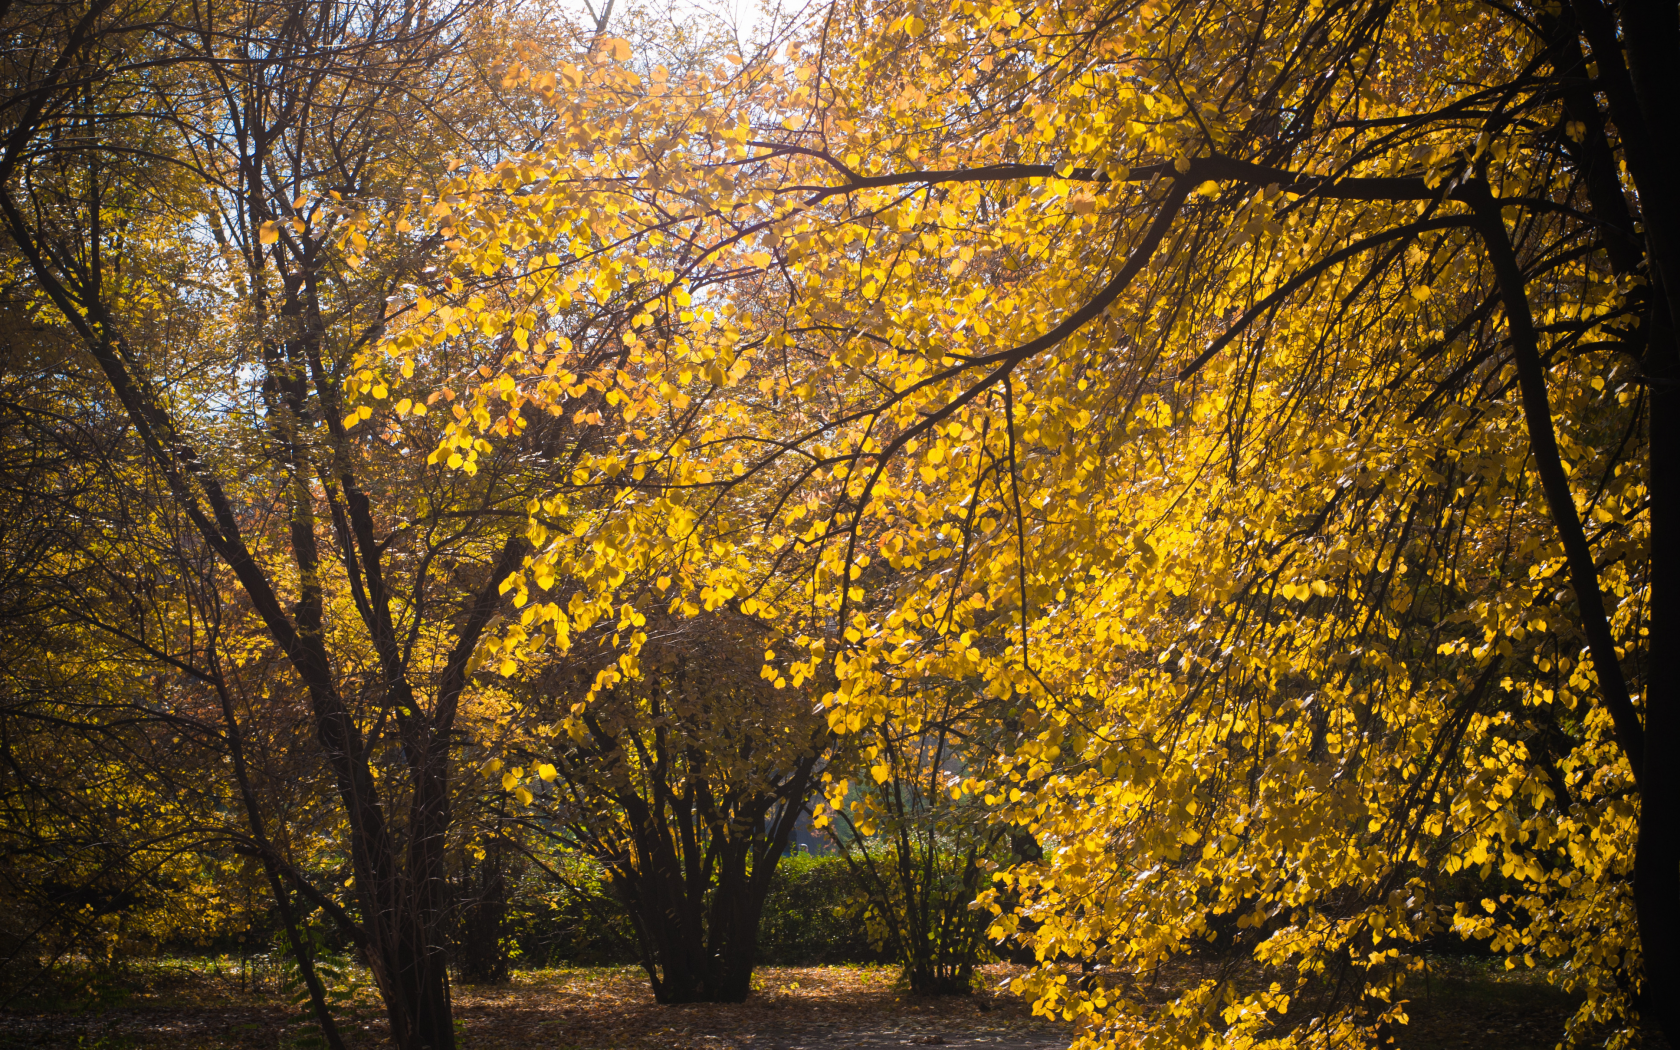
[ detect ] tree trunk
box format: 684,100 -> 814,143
458,845 -> 512,984
615,769 -> 813,1004
1571,2 -> 1680,1038
1636,347 -> 1677,1043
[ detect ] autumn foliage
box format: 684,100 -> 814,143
4,0 -> 1677,1049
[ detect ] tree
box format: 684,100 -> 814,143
0,192 -> 261,1001
414,0 -> 1678,1045
0,0 -> 602,1044
501,607 -> 829,1002
815,684 -> 1008,995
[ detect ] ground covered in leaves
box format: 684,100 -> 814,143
0,959 -> 1584,1050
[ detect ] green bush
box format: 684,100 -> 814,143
505,859 -> 639,967
505,851 -> 877,967
757,852 -> 881,964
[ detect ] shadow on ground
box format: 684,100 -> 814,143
0,964 -> 1066,1050
0,958 -> 1621,1050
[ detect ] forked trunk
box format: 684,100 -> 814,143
612,767 -> 814,1004
619,844 -> 774,1003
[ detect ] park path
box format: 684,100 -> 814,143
0,1005 -> 1074,1050
1,964 -> 1076,1050
440,963 -> 1074,1050
746,1017 -> 1070,1049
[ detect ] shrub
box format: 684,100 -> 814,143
757,852 -> 880,964
505,851 -> 877,968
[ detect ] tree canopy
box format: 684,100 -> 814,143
3,0 -> 1675,1048
396,0 -> 1676,1046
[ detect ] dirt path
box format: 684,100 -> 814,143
0,964 -> 1070,1050
746,1019 -> 1071,1049
0,960 -> 1596,1050
447,965 -> 1069,1050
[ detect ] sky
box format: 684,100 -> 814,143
561,0 -> 778,47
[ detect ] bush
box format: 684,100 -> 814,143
757,852 -> 881,964
505,858 -> 639,967
505,851 -> 877,968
